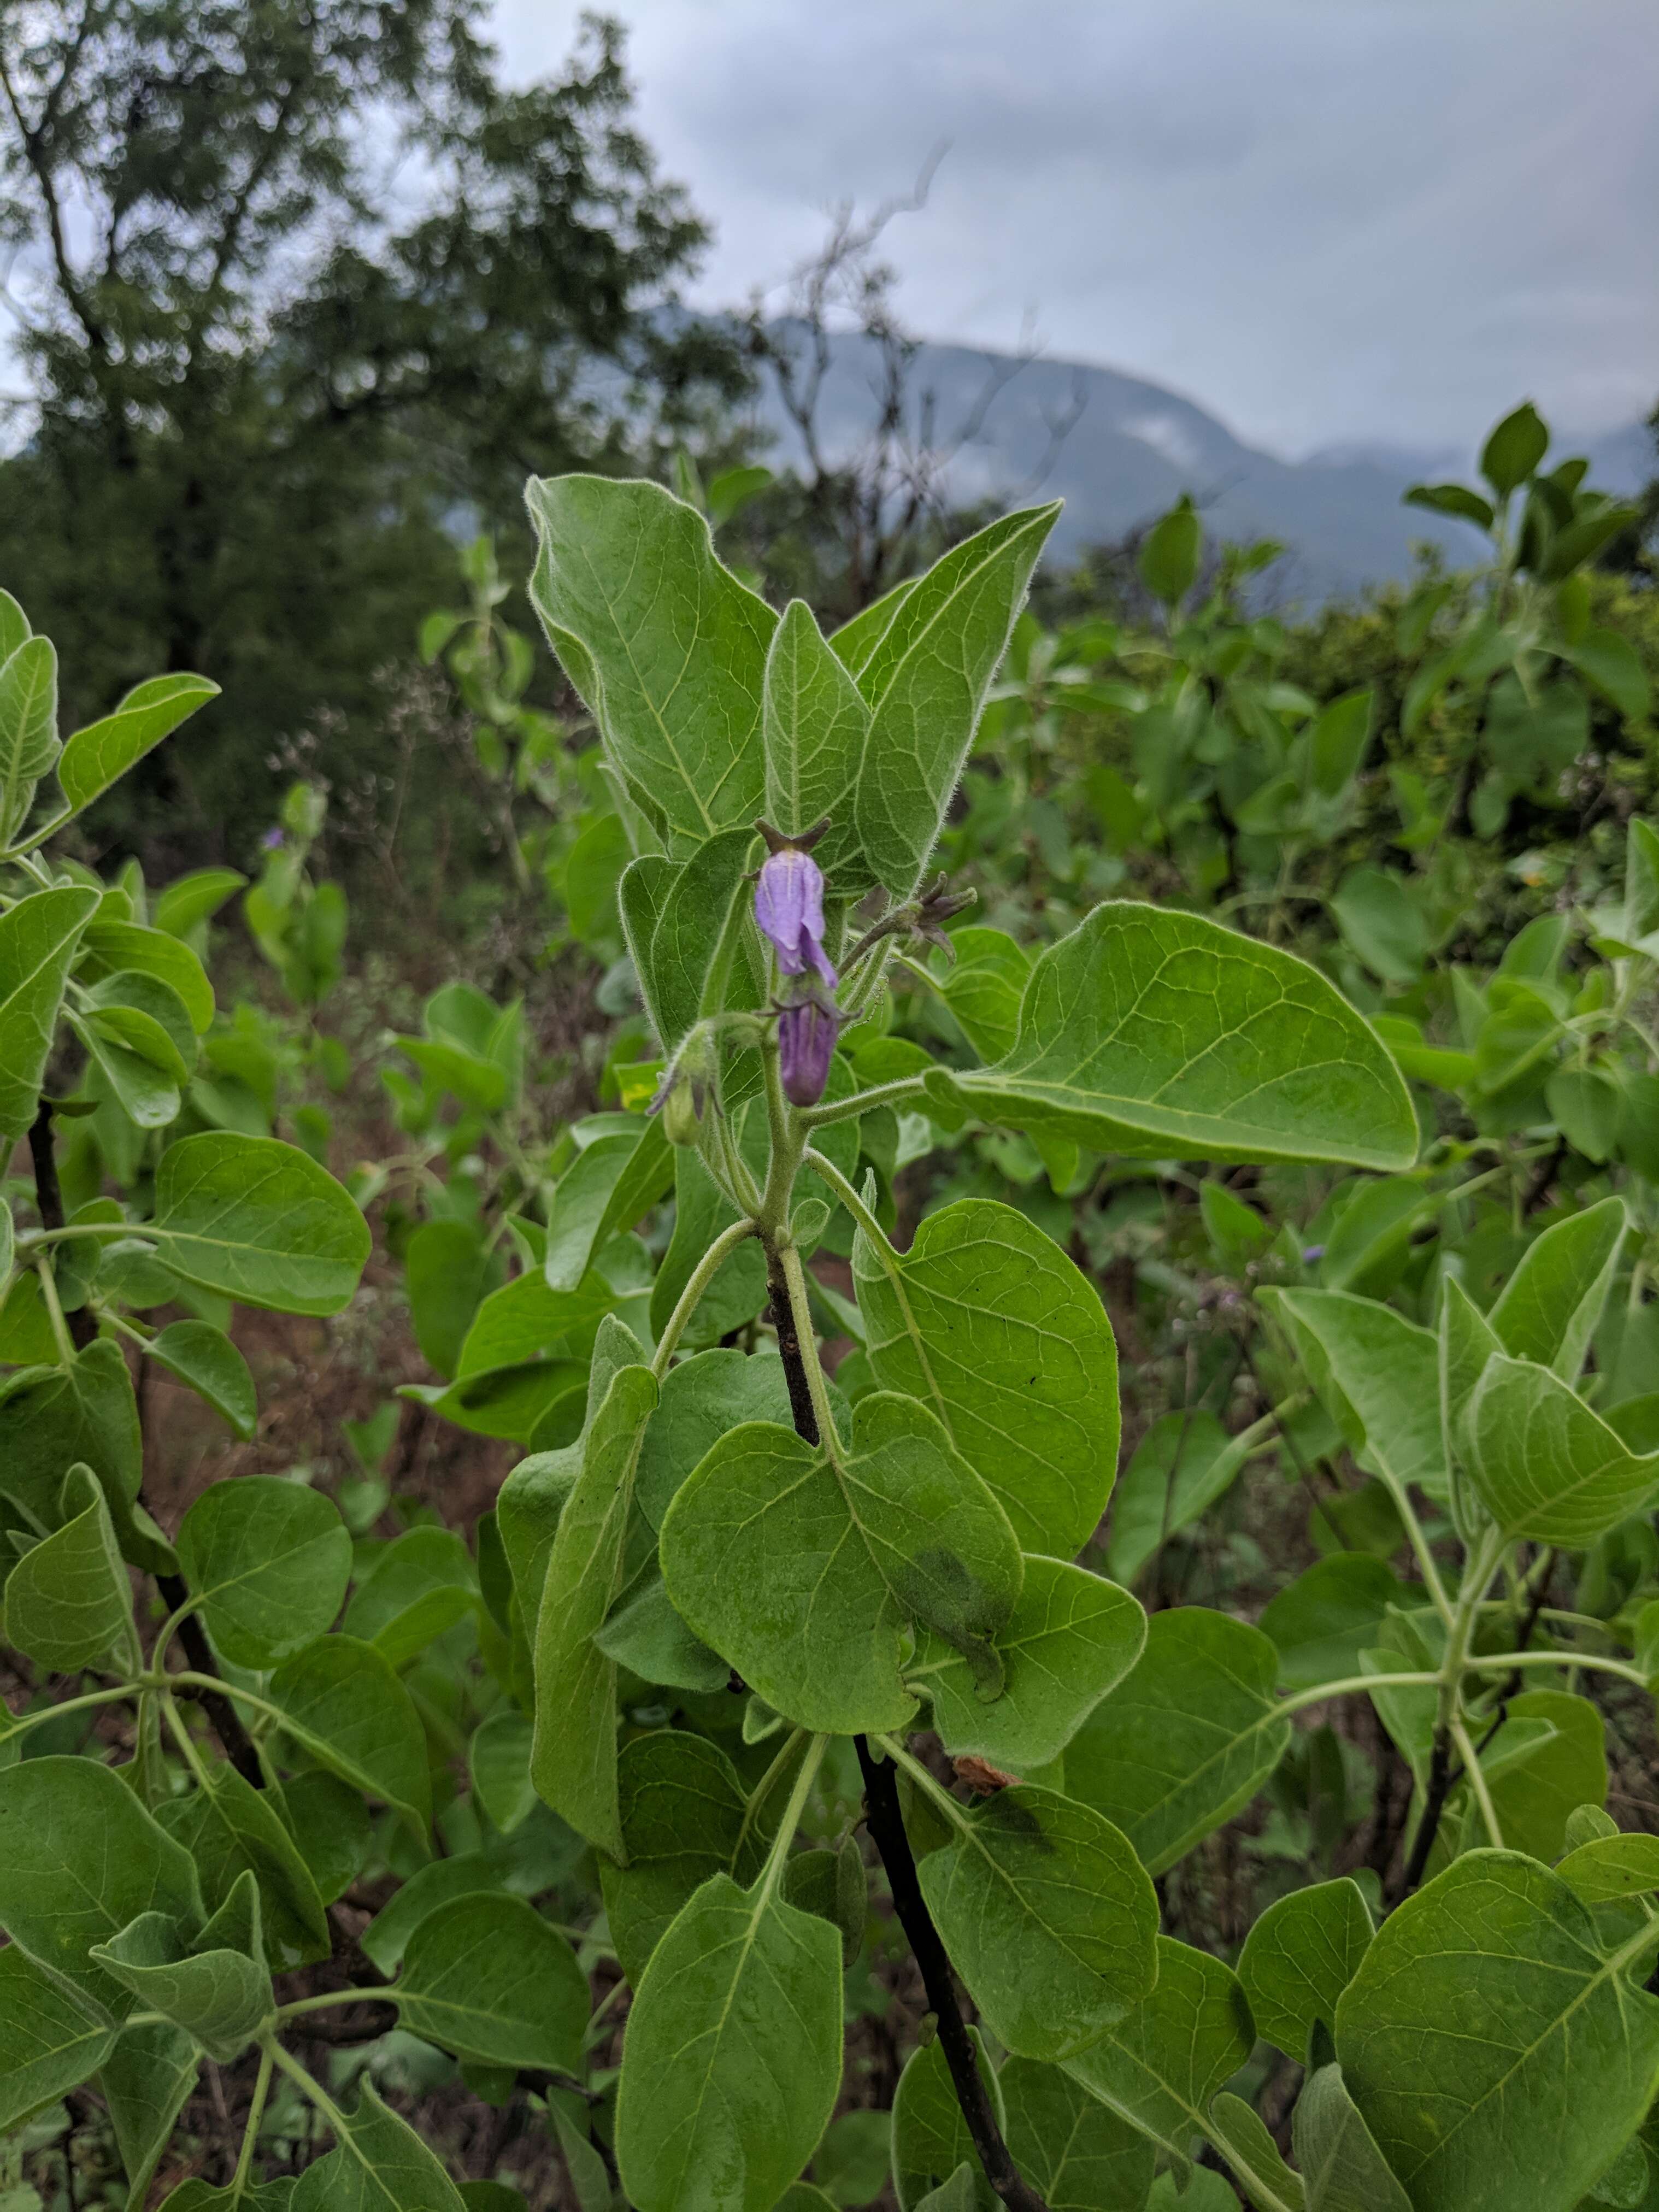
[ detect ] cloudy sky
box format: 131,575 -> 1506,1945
492,0 -> 1657,462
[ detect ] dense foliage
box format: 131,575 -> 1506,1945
3,401 -> 1659,2212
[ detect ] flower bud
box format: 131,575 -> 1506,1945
778,991 -> 840,1108
755,845 -> 837,985
660,1076 -> 703,1147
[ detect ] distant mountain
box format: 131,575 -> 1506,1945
745,325 -> 1654,604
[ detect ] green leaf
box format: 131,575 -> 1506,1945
99,2019 -> 199,2208
662,1393 -> 1022,1736
1307,690 -> 1375,797
267,1635 -> 432,1830
0,1756 -> 203,2014
146,1132 -> 369,1316
468,1709 -> 537,1836
0,1338 -> 162,1569
1292,2064 -> 1413,2212
86,964 -> 198,1083
1464,1353 -> 1659,1544
0,885 -> 98,1139
405,1221 -> 492,1381
595,1573 -> 728,1693
156,1761 -> 330,1971
829,577 -> 917,682
1564,627 -> 1650,722
526,475 -> 776,851
148,1319 -> 258,1438
361,1858 -> 507,1978
1258,1556 -> 1407,1692
1337,1850 -> 1659,2212
936,928 -> 1031,1066
891,2031 -> 1003,2211
393,1893 -> 589,2072
614,1871 -> 843,2212
1556,1832 -> 1659,1904
545,1132 -> 651,1293
1480,402 -> 1550,495
455,1268 -> 612,1378
1138,497 -> 1202,608
913,2173 -> 976,2212
1489,1197 -> 1626,1380
943,903 -> 1416,1170
1000,2056 -> 1156,2212
1207,2093 -> 1307,2212
1467,1689 -> 1605,1866
289,2078 -> 467,2211
854,505 -> 1061,898
153,868 -> 246,939
4,1461 -> 134,1672
1404,483 -> 1496,531
1064,1607 -> 1291,1875
177,1475 -> 351,1667
853,1197 -> 1119,1557
71,1005 -> 180,1126
90,1898 -> 270,2061
78,919 -> 214,1032
762,598 -> 873,885
0,1946 -> 117,2132
57,675 -> 220,817
345,1526 -> 478,1668
916,1782 -> 1157,2061
531,1363 -> 659,1855
1105,1409 -> 1262,1585
908,1555 -> 1144,1772
649,1148 -> 767,1349
0,635 -> 58,845
1260,1287 -> 1449,1505
280,1773 -> 371,1908
646,826 -> 761,1050
1329,867 -> 1429,985
1238,1879 -> 1374,2058
599,1731 -> 750,1986
1064,1935 -> 1255,2164
635,1348 -> 795,1536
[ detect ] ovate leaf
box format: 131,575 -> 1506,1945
1000,2056 -> 1156,2212
907,1555 -> 1145,1772
177,1475 -> 351,1667
916,1784 -> 1158,2060
891,2032 -> 1002,2211
148,1319 -> 258,1439
1064,1936 -> 1255,2164
526,475 -> 775,852
57,674 -> 220,816
90,1899 -> 271,2061
662,1393 -> 1022,1736
0,1756 -> 202,2014
614,1872 -> 843,2212
1464,1354 -> 1659,1544
148,1133 -> 370,1316
0,884 -> 98,1139
267,1636 -> 431,1830
1489,1196 -> 1626,1380
854,1197 -> 1120,1557
944,903 -> 1416,1171
101,2020 -> 200,2210
393,1894 -> 589,2073
156,1761 -> 330,1971
1064,1607 -> 1291,1875
599,1731 -> 750,1986
1337,1850 -> 1659,2212
1260,1287 -> 1449,1505
0,634 -> 58,844
1238,1879 -> 1374,2059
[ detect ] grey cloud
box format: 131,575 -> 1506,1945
493,0 -> 1658,456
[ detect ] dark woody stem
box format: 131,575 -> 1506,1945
755,1067 -> 1048,2212
27,1101 -> 266,1792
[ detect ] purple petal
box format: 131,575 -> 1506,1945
779,992 -> 840,1108
756,848 -> 833,981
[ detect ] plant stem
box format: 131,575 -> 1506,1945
758,1734 -> 829,1902
27,1102 -> 95,1350
733,1727 -> 807,1870
855,1737 -> 1050,2212
1466,1648 -> 1650,1689
1451,1712 -> 1505,1848
799,1073 -> 927,1130
764,1110 -> 1046,2211
650,1218 -> 757,1378
232,2043 -> 274,2194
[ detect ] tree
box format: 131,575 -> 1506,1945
0,3 -> 743,853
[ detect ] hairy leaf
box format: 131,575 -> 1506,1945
147,1132 -> 370,1316
177,1475 -> 351,1667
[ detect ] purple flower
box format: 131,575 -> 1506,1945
261,826 -> 285,851
1301,1244 -> 1326,1264
778,990 -> 840,1108
755,846 -> 837,986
